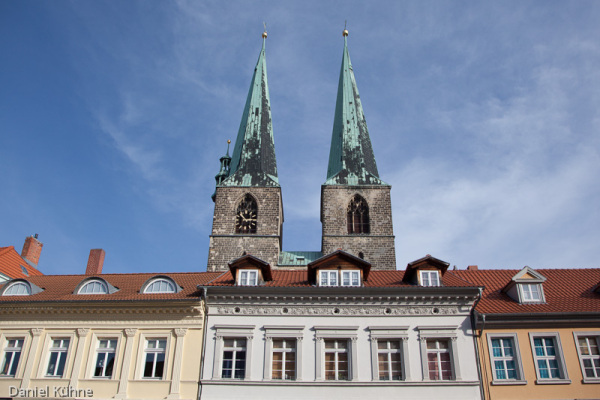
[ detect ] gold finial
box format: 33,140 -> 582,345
262,22 -> 267,39
227,139 -> 231,144
343,20 -> 348,37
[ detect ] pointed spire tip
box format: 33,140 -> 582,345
262,22 -> 267,39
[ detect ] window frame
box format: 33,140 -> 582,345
85,331 -> 123,380
419,270 -> 441,287
141,276 -> 180,294
369,326 -> 410,381
0,337 -> 25,377
44,337 -> 72,378
486,333 -> 526,385
142,338 -> 168,379
340,270 -> 361,287
315,326 -> 358,381
93,338 -> 118,379
528,333 -> 570,384
418,326 -> 461,382
134,333 -> 171,380
519,283 -> 544,303
319,270 -> 338,287
238,270 -> 258,286
573,332 -> 600,383
212,325 -> 254,380
347,194 -> 370,234
77,279 -> 109,295
263,326 -> 304,381
2,281 -> 31,296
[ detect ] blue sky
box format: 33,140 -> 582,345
1,1 -> 599,275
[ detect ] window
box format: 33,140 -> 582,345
324,339 -> 349,380
520,284 -> 542,302
3,282 -> 31,296
576,335 -> 600,380
46,339 -> 70,377
491,338 -> 518,380
530,334 -> 568,382
222,338 -> 246,379
420,270 -> 440,287
143,339 -> 166,379
143,278 -> 176,294
320,270 -> 338,287
347,195 -> 369,234
94,339 -> 117,378
272,339 -> 296,380
238,270 -> 258,286
79,280 -> 108,294
377,340 -> 402,380
20,266 -> 29,276
341,270 -> 360,287
235,194 -> 257,234
1,338 -> 24,376
426,339 -> 453,380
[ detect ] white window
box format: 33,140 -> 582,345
426,339 -> 453,380
272,339 -> 296,380
418,327 -> 461,382
488,335 -> 525,382
144,279 -> 176,294
143,339 -> 166,379
94,339 -> 117,378
238,270 -> 258,286
575,334 -> 600,381
222,338 -> 246,379
529,333 -> 569,382
324,339 -> 349,380
320,270 -> 338,287
3,282 -> 31,296
1,338 -> 24,377
420,270 -> 440,287
520,284 -> 543,302
377,340 -> 403,380
46,338 -> 70,377
341,270 -> 360,287
79,280 -> 108,294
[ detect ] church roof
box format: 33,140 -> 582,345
221,34 -> 279,187
325,31 -> 387,186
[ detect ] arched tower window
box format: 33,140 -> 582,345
235,194 -> 258,234
347,195 -> 370,234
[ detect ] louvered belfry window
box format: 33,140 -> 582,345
347,195 -> 370,234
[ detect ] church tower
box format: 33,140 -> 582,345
208,31 -> 283,271
321,29 -> 396,270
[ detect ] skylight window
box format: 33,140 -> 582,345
20,266 -> 29,276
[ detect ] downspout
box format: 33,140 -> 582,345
198,287 -> 209,400
470,288 -> 486,400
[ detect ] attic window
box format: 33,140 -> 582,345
519,283 -> 543,303
78,279 -> 108,294
143,278 -> 178,294
420,270 -> 440,287
238,270 -> 258,286
20,266 -> 29,276
3,281 -> 31,296
319,270 -> 361,287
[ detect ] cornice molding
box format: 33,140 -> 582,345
211,304 -> 464,317
0,304 -> 203,317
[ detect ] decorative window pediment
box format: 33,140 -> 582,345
502,266 -> 546,304
141,276 -> 182,294
1,279 -> 43,296
307,250 -> 370,286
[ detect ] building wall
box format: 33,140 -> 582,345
208,186 -> 283,271
201,302 -> 481,399
321,185 -> 395,270
478,327 -> 600,400
0,304 -> 205,400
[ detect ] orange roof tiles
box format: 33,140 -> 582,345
0,272 -> 221,303
0,246 -> 43,280
451,268 -> 600,314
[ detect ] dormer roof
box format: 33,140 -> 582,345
307,250 -> 371,283
403,254 -> 450,283
228,254 -> 273,282
501,266 -> 547,294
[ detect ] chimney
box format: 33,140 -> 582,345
467,265 -> 478,271
86,249 -> 105,275
21,234 -> 43,266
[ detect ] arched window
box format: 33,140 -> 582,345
78,279 -> 109,294
143,278 -> 176,294
3,281 -> 31,296
235,194 -> 258,234
347,195 -> 370,234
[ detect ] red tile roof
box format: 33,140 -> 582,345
0,272 -> 221,303
0,246 -> 43,280
451,268 -> 600,314
206,269 -> 477,288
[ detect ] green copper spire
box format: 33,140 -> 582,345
221,31 -> 279,187
325,30 -> 387,186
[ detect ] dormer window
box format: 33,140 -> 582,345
320,271 -> 338,287
141,276 -> 182,294
308,250 -> 370,287
239,270 -> 258,286
520,283 -> 542,302
318,270 -> 361,287
78,280 -> 108,294
502,266 -> 546,304
420,270 -> 440,287
3,281 -> 31,296
341,270 -> 360,286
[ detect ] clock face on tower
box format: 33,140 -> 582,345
235,195 -> 258,234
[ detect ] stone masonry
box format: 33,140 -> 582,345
208,186 -> 283,271
321,185 -> 396,270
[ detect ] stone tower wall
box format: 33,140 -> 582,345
208,186 -> 282,271
321,185 -> 396,270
